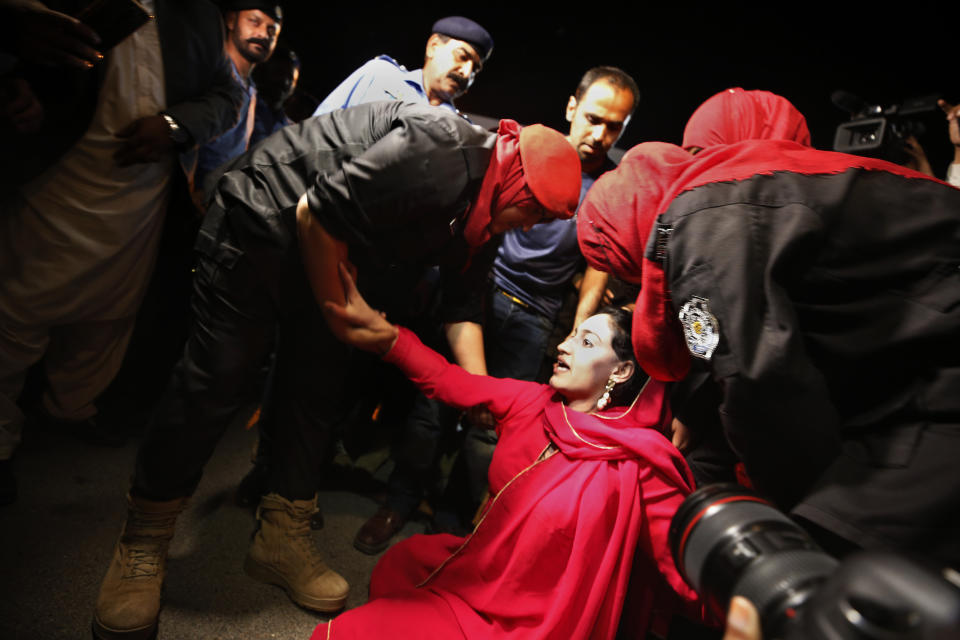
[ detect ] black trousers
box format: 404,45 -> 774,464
133,232 -> 352,502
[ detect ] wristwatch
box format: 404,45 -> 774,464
160,112 -> 191,150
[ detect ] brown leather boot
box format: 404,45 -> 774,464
354,506 -> 406,555
92,493 -> 188,639
244,493 -> 348,612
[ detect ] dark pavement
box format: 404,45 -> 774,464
0,416 -> 426,640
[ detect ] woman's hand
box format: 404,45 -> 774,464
323,263 -> 399,356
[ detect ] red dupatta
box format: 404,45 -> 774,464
407,380 -> 698,639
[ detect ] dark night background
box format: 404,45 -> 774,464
272,1 -> 956,176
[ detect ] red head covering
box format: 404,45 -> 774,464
578,142 -> 697,381
578,139 -> 938,381
682,87 -> 812,150
464,120 -> 580,247
519,124 -> 581,217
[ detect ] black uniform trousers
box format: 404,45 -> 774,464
132,212 -> 351,502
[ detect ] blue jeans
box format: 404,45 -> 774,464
485,287 -> 555,381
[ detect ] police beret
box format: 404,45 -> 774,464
223,1 -> 283,22
431,16 -> 493,62
519,125 -> 581,219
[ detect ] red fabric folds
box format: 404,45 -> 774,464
681,87 -> 812,150
312,327 -> 702,640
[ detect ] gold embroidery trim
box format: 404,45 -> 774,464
560,377 -> 652,448
416,443 -> 552,588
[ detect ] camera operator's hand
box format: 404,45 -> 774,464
938,99 -> 960,186
939,99 -> 960,148
723,596 -> 761,640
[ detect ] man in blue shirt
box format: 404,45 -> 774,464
457,67 -> 640,513
195,0 -> 282,194
489,66 -> 639,379
313,16 -> 492,116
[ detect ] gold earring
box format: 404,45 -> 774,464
597,377 -> 616,410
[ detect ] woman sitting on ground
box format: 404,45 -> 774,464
314,265 -> 703,639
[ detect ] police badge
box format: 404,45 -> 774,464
678,296 -> 720,360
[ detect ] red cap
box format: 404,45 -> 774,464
518,124 -> 581,219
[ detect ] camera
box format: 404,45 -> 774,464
669,484 -> 960,639
831,91 -> 940,164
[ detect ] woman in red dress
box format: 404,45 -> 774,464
312,265 -> 703,639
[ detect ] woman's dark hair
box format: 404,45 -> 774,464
597,305 -> 648,407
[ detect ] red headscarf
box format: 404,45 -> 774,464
463,119 -> 536,247
463,120 -> 580,247
682,87 -> 812,150
578,139 -> 941,381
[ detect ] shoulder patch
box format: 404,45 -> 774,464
374,54 -> 407,71
678,296 -> 720,360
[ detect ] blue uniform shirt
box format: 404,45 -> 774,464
491,157 -> 615,319
313,55 -> 457,115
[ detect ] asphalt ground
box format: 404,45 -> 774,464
0,414 -> 427,640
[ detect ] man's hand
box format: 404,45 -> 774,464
323,263 -> 399,355
2,77 -> 44,133
723,596 -> 761,640
463,405 -> 496,431
939,99 -> 960,149
669,417 -> 695,453
573,266 -> 610,328
902,135 -> 934,176
12,7 -> 102,69
114,115 -> 176,166
444,321 -> 487,376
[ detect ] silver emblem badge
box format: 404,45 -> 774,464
678,296 -> 720,360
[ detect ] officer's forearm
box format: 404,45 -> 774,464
295,193 -> 351,307
444,321 -> 487,376
574,266 -> 609,327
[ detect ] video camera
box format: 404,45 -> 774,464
669,484 -> 960,639
832,91 -> 940,164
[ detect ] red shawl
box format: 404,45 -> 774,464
312,328 -> 701,639
577,139 -> 945,381
681,87 -> 811,150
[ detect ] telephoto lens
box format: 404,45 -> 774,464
669,483 -> 838,638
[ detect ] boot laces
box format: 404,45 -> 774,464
286,507 -> 327,572
124,544 -> 164,579
122,511 -> 177,580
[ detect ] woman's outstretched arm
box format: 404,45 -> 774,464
324,264 -> 544,422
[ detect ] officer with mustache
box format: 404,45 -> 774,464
313,16 -> 492,116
